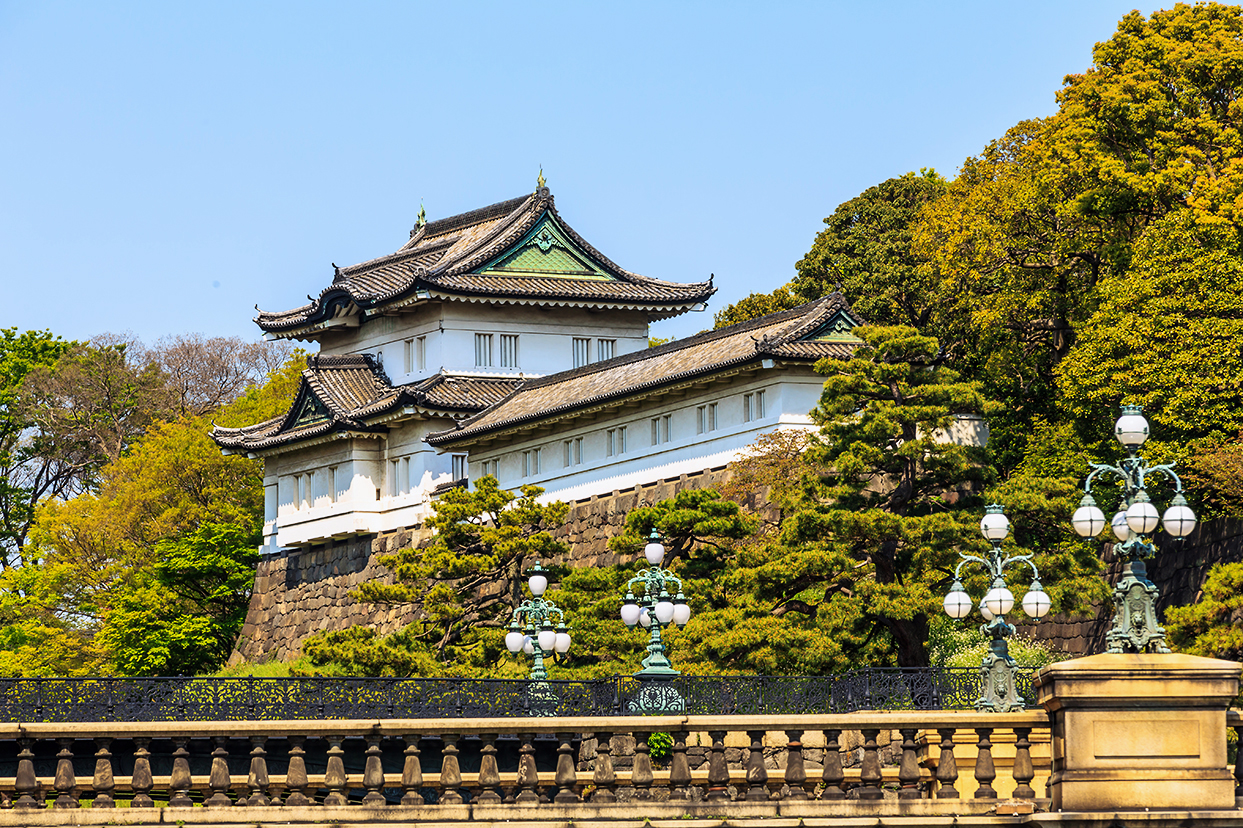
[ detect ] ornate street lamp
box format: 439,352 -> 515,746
1069,404 -> 1197,654
620,529 -> 692,713
943,504 -> 1051,712
505,563 -> 571,682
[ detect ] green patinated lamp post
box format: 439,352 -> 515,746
505,563 -> 571,713
1069,405 -> 1198,654
943,504 -> 1052,712
620,530 -> 691,713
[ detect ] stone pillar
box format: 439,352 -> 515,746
1036,652 -> 1240,811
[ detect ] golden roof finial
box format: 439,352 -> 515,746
537,166 -> 546,190
416,200 -> 426,229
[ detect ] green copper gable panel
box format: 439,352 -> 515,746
802,310 -> 863,342
477,214 -> 614,280
293,392 -> 330,428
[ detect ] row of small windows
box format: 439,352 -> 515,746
286,468 -> 337,510
474,334 -> 521,368
573,337 -> 616,368
383,334 -> 623,373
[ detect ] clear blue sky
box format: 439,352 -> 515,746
1,1 -> 1154,347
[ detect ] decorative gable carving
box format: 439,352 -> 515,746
802,310 -> 863,343
477,215 -> 613,280
292,392 -> 330,428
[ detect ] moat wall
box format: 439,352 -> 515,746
232,469 -> 1243,664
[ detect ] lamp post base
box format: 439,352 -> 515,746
1105,559 -> 1171,655
976,621 -> 1025,713
627,675 -> 686,714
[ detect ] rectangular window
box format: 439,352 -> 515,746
572,337 -> 591,368
451,454 -> 468,481
597,338 -> 615,361
606,429 -> 616,457
478,459 -> 497,479
416,335 -> 427,371
401,457 -> 410,494
618,425 -> 627,453
522,448 -> 541,477
296,474 -> 307,509
696,406 -> 706,434
391,460 -> 401,496
328,467 -> 337,503
663,414 -> 672,442
744,393 -> 754,423
404,339 -> 414,373
500,334 -> 519,368
756,390 -> 765,418
709,402 -> 718,431
651,417 -> 660,445
651,413 -> 671,444
475,333 -> 493,368
563,437 -> 583,467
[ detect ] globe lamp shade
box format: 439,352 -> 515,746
505,630 -> 525,653
943,582 -> 972,619
1071,497 -> 1106,538
554,631 -> 571,654
672,600 -> 691,627
979,508 -> 1010,542
1125,500 -> 1160,535
644,541 -> 666,566
654,599 -> 675,624
979,602 -> 995,621
1162,496 -> 1197,539
983,584 -> 1015,617
522,637 -> 535,655
1022,586 -> 1052,619
639,608 -> 651,628
620,597 -> 640,627
1114,407 -> 1150,448
538,628 -> 557,653
1111,511 -> 1131,542
528,573 -> 548,597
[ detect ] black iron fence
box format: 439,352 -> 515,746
0,668 -> 1036,722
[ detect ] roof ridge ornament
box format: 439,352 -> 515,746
537,166 -> 546,191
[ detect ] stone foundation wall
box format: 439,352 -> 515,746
232,466 -> 735,664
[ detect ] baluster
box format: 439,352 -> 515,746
130,737 -> 154,808
783,729 -> 807,800
475,733 -> 502,804
935,728 -> 958,799
13,737 -> 40,809
322,736 -> 348,806
168,737 -> 194,808
205,735 -> 233,807
821,729 -> 844,800
53,738 -> 78,808
857,728 -> 883,801
744,730 -> 768,801
401,735 -> 424,806
1013,727 -> 1035,799
705,730 -> 730,802
91,737 -> 115,808
283,735 -> 313,806
242,735 -> 270,807
973,727 -> 997,799
439,733 -> 464,805
632,731 -> 654,800
669,730 -> 692,801
361,735 -> 386,806
591,732 -> 616,803
897,727 -> 920,800
553,732 -> 579,803
516,733 -> 539,804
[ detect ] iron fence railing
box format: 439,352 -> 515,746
0,668 -> 1036,722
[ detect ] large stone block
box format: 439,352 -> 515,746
1036,652 -> 1240,811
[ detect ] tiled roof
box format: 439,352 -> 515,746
211,355 -> 522,452
427,294 -> 862,447
256,188 -> 714,335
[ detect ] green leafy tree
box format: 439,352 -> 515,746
350,477 -> 570,661
1166,562 -> 1243,662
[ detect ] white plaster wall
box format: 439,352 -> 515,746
467,369 -> 827,502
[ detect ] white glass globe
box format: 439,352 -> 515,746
654,599 -> 675,624
1163,499 -> 1197,539
1115,409 -> 1150,447
620,602 -> 641,627
983,585 -> 1015,617
979,602 -> 995,621
538,628 -> 557,653
1111,511 -> 1131,542
943,587 -> 972,620
979,510 -> 1010,542
644,542 -> 666,566
639,608 -> 651,628
1071,502 -> 1106,538
554,631 -> 571,653
1022,588 -> 1051,619
1125,500 -> 1160,535
522,637 -> 535,655
505,631 -> 525,653
528,573 -> 548,597
672,602 -> 691,627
